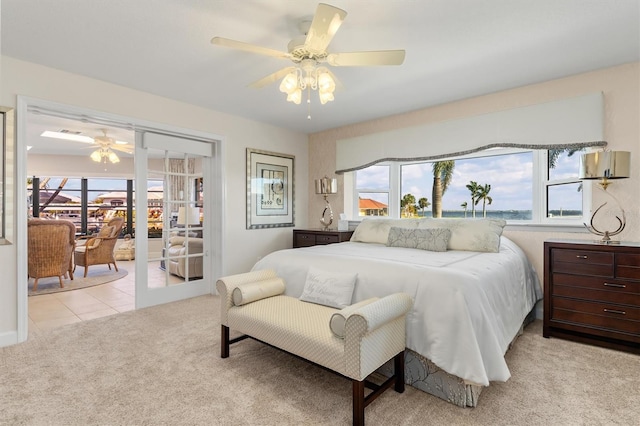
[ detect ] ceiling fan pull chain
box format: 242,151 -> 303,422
307,86 -> 312,120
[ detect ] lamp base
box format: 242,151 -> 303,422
320,197 -> 333,230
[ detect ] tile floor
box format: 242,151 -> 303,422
28,260 -> 182,333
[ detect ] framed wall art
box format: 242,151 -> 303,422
246,148 -> 294,229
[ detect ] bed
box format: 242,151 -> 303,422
252,218 -> 543,407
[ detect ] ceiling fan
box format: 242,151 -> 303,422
41,128 -> 133,163
211,3 -> 405,105
88,129 -> 133,164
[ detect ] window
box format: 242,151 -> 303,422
354,165 -> 390,217
28,176 -> 168,238
351,148 -> 586,225
545,148 -> 584,219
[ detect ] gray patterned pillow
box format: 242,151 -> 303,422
386,227 -> 451,252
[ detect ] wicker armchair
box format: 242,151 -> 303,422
74,217 -> 124,277
28,219 -> 76,291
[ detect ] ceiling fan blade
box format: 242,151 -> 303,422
305,3 -> 347,54
211,37 -> 290,59
248,67 -> 296,89
112,145 -> 133,154
326,50 -> 406,67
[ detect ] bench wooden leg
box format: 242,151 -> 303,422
394,351 -> 405,393
221,325 -> 230,358
352,380 -> 365,426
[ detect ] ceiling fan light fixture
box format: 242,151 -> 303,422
279,72 -> 298,94
319,90 -> 334,105
108,151 -> 120,164
317,71 -> 335,92
90,149 -> 102,162
287,88 -> 303,105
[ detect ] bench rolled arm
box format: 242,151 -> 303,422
345,293 -> 413,338
216,269 -> 281,325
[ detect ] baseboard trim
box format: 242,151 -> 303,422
0,330 -> 18,348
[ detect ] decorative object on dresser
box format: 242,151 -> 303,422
544,239 -> 640,354
578,150 -> 631,243
314,176 -> 338,229
293,228 -> 354,248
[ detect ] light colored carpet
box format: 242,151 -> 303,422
28,268 -> 128,296
1,295 -> 638,425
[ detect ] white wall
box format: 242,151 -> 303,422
0,56 -> 309,345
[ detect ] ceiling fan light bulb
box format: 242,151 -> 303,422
108,151 -> 120,163
318,72 -> 335,92
90,150 -> 102,162
287,88 -> 302,104
279,73 -> 298,93
319,90 -> 334,105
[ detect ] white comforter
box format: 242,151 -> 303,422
252,236 -> 542,386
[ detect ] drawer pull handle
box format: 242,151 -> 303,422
576,255 -> 588,259
603,308 -> 626,315
603,283 -> 626,288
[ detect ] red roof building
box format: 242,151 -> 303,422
359,198 -> 388,216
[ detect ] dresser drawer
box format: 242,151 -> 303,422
552,273 -> 640,305
552,297 -> 640,330
617,253 -> 640,279
294,233 -> 316,247
315,234 -> 339,244
553,249 -> 613,265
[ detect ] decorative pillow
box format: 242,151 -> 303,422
232,278 -> 285,306
418,219 -> 506,252
387,227 -> 451,252
299,266 -> 357,309
329,297 -> 379,338
350,218 -> 421,244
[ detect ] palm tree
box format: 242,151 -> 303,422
475,183 -> 493,217
431,161 -> 455,218
401,193 -> 416,218
465,181 -> 481,218
548,148 -> 584,169
418,197 -> 430,217
461,201 -> 468,218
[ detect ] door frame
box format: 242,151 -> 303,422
15,96 -> 226,343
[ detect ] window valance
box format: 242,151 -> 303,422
335,92 -> 606,174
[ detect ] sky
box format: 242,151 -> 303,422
356,150 -> 583,212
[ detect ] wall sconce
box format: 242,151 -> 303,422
579,150 -> 630,243
315,176 -> 338,230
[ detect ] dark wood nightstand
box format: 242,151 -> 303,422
543,239 -> 640,354
293,228 -> 354,248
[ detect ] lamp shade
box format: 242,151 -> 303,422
177,206 -> 200,226
579,151 -> 630,180
315,177 -> 338,195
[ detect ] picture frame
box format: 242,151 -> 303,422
246,148 -> 295,229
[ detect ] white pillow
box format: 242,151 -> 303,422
232,278 -> 285,306
350,218 -> 421,244
387,227 -> 451,252
329,298 -> 379,338
299,266 -> 357,309
418,218 -> 506,252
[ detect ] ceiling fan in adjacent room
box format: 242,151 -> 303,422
211,3 -> 405,107
41,128 -> 133,163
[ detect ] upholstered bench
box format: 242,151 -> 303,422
216,269 -> 413,426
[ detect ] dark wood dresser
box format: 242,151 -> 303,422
543,239 -> 640,354
293,229 -> 354,248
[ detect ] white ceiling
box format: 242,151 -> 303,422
2,0 -> 639,147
